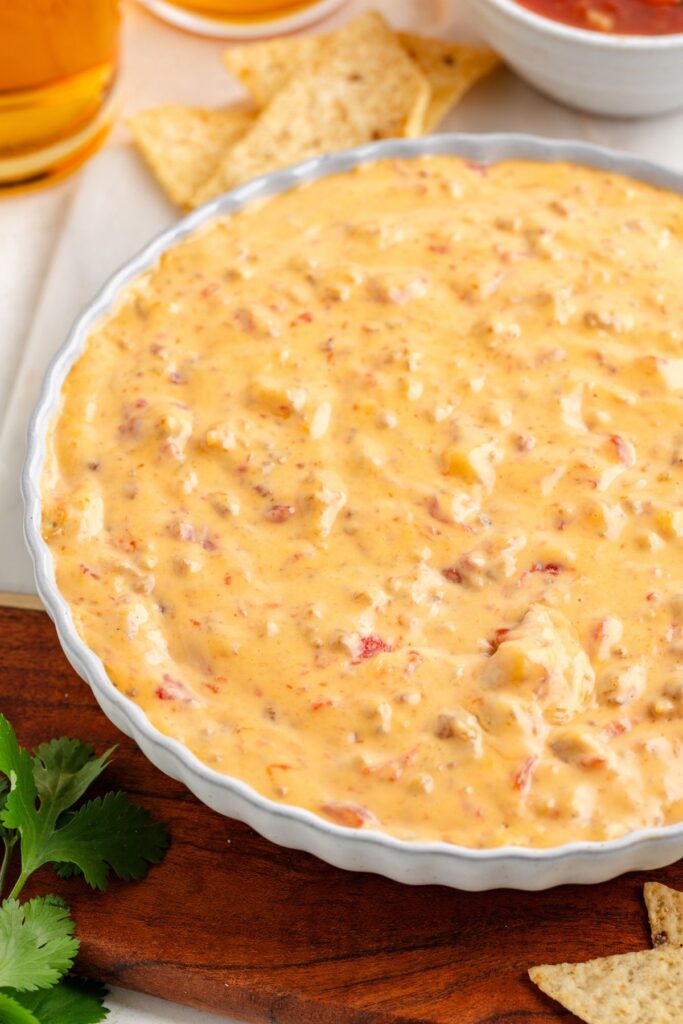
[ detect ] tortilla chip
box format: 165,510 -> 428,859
223,35 -> 317,108
128,105 -> 255,208
529,947 -> 683,1024
397,33 -> 499,132
194,12 -> 429,206
644,882 -> 683,948
223,29 -> 499,132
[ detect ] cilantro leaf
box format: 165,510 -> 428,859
0,717 -> 46,876
42,792 -> 169,890
0,896 -> 78,992
0,776 -> 12,848
32,740 -> 115,819
8,978 -> 109,1024
0,716 -> 166,896
0,990 -> 40,1024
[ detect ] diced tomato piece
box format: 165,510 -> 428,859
530,562 -> 561,576
356,635 -> 393,660
490,627 -> 510,653
321,802 -> 378,828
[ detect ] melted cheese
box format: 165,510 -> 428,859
42,157 -> 683,847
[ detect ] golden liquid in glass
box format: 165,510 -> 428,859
162,0 -> 322,23
0,0 -> 121,190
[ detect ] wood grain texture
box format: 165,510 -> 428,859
3,605 -> 680,1023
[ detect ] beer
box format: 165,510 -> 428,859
0,1 -> 121,189
164,0 -> 322,20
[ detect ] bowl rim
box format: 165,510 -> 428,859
475,0 -> 683,47
22,131 -> 683,874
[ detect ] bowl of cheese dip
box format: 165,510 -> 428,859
25,134 -> 683,890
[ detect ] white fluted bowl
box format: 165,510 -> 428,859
465,0 -> 683,118
23,134 -> 683,890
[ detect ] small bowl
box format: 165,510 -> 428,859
465,0 -> 683,118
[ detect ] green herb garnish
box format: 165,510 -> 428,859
0,714 -> 169,1022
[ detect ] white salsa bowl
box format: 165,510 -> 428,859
465,0 -> 683,118
23,133 -> 683,890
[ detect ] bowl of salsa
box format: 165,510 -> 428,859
517,0 -> 683,36
465,0 -> 683,116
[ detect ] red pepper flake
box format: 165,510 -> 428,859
310,698 -> 338,711
289,311 -> 314,327
134,398 -> 148,408
224,574 -> 233,585
355,634 -> 393,661
156,673 -> 192,702
265,503 -> 296,523
441,566 -> 463,584
602,719 -> 629,741
203,681 -> 219,694
428,243 -> 449,254
530,562 -> 561,576
190,618 -> 201,627
610,434 -> 636,467
200,282 -> 219,299
490,627 -> 511,653
512,755 -> 537,794
580,755 -> 607,770
80,564 -> 100,580
646,591 -> 658,602
202,536 -> 218,552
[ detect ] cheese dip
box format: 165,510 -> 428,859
42,157 -> 683,848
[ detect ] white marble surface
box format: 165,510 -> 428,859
3,0 -> 683,1018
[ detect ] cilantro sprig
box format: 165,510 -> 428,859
0,714 -> 169,1022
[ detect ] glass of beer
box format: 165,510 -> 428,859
0,0 -> 121,191
138,0 -> 347,38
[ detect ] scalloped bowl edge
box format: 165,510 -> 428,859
23,133 -> 683,890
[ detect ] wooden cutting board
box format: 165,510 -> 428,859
4,603 -> 681,1023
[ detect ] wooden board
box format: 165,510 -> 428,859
3,604 -> 681,1023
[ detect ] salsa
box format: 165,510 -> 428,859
515,0 -> 683,35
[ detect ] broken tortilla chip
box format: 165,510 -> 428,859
222,26 -> 499,133
644,882 -> 683,948
194,12 -> 429,206
529,947 -> 683,1024
397,33 -> 499,132
128,105 -> 255,208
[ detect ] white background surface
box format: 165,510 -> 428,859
3,0 -> 683,1018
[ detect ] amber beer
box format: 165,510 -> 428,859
0,0 -> 121,189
